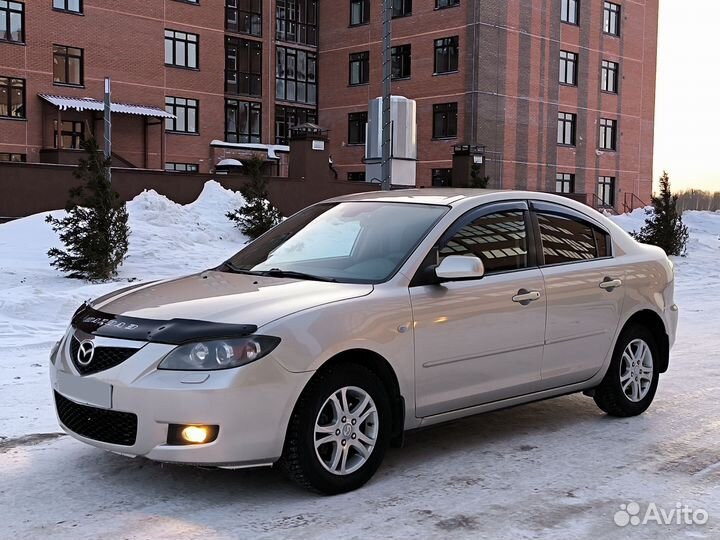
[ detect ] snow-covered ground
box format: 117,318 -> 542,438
1,190 -> 718,539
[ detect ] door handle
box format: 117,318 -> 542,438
599,277 -> 623,290
512,289 -> 541,305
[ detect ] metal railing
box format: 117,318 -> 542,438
623,192 -> 648,213
591,193 -> 618,215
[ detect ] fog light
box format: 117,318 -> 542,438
167,424 -> 219,445
182,426 -> 209,443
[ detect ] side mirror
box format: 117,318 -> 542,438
434,255 -> 485,281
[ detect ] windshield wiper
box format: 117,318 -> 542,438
258,268 -> 337,282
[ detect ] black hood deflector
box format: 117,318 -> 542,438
71,303 -> 258,344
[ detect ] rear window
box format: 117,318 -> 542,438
536,211 -> 611,265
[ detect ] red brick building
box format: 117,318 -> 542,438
0,0 -> 317,174
319,0 -> 658,208
0,0 -> 657,210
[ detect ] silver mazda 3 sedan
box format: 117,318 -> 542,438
49,190 -> 678,494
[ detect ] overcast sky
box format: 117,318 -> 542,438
653,0 -> 720,192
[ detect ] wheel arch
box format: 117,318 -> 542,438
290,348 -> 406,448
619,309 -> 670,373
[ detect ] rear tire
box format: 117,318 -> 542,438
279,364 -> 391,494
593,324 -> 660,417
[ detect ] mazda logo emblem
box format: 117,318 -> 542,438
77,340 -> 95,366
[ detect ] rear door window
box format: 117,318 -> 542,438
534,203 -> 612,265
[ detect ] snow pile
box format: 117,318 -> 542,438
608,207 -> 651,233
122,180 -> 248,276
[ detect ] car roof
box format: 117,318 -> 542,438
325,188 -> 504,206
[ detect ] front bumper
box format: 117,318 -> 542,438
50,331 -> 313,467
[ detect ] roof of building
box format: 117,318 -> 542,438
38,94 -> 175,119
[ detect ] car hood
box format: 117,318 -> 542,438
92,271 -> 374,327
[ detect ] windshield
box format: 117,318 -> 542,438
221,202 -> 448,283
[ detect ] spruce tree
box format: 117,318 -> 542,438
226,154 -> 282,239
46,138 -> 130,281
632,171 -> 689,256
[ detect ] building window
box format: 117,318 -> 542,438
348,111 -> 367,145
599,118 -> 617,150
276,0 -> 318,46
165,30 -> 199,69
601,60 -> 619,93
598,176 -> 616,207
436,0 -> 459,9
560,0 -> 578,24
225,37 -> 262,96
559,50 -> 578,86
0,152 -> 25,161
350,0 -> 369,25
348,171 -> 366,182
556,173 -> 575,193
434,36 -> 459,74
349,51 -> 370,86
275,105 -> 318,144
433,102 -> 458,139
0,1 -> 24,42
226,0 -> 262,36
52,45 -> 84,86
432,168 -> 453,187
225,99 -> 261,143
165,97 -> 199,133
53,0 -> 82,13
557,112 -> 576,146
276,46 -> 317,105
53,120 -> 84,149
391,44 -> 411,79
0,76 -> 25,118
165,162 -> 199,172
393,0 -> 411,18
603,1 -> 620,36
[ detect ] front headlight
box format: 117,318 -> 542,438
158,336 -> 281,371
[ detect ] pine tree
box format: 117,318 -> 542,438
46,138 -> 130,281
226,154 -> 282,239
632,171 -> 689,256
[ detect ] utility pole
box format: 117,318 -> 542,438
103,77 -> 112,183
381,0 -> 392,191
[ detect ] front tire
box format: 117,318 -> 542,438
593,324 -> 660,417
279,364 -> 391,494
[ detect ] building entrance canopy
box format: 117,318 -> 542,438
38,94 -> 175,119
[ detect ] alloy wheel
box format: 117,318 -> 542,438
620,338 -> 654,402
313,386 -> 379,476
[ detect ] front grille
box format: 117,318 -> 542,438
69,337 -> 137,376
54,391 -> 137,446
